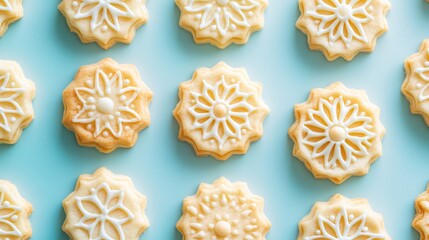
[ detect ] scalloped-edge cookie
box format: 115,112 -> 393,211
176,0 -> 268,49
0,0 -> 23,36
62,58 -> 153,153
58,0 -> 149,49
412,183 -> 429,240
299,194 -> 391,240
173,62 -> 270,160
0,60 -> 35,144
289,82 -> 385,184
296,0 -> 390,61
62,167 -> 150,240
177,177 -> 271,240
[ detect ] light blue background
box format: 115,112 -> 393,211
0,0 -> 427,239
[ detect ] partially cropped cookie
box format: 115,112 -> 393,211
296,0 -> 390,61
0,60 -> 35,144
62,58 -> 152,153
63,168 -> 149,240
0,180 -> 33,240
173,62 -> 270,160
299,194 -> 390,240
177,177 -> 271,240
58,0 -> 149,49
413,183 -> 429,240
176,0 -> 268,49
289,82 -> 385,184
0,0 -> 23,36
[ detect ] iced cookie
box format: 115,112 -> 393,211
289,82 -> 385,184
58,0 -> 149,49
0,180 -> 33,240
176,0 -> 268,49
63,168 -> 149,240
177,177 -> 271,240
0,0 -> 23,36
0,60 -> 35,144
412,183 -> 429,240
62,58 -> 152,153
173,62 -> 270,160
296,0 -> 390,61
299,194 -> 390,240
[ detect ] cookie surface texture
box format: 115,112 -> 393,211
0,0 -> 23,36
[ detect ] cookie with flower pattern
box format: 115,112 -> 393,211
0,0 -> 23,36
412,182 -> 429,240
0,60 -> 35,144
63,167 -> 149,240
296,0 -> 390,61
177,177 -> 271,240
299,194 -> 390,240
173,62 -> 270,160
58,0 -> 149,49
176,0 -> 268,49
62,58 -> 152,153
289,82 -> 385,184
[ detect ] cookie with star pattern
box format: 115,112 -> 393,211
62,58 -> 153,153
0,0 -> 23,36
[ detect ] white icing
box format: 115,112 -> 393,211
0,73 -> 25,133
184,0 -> 260,36
75,183 -> 134,240
0,0 -> 12,12
415,50 -> 429,102
188,75 -> 256,149
307,0 -> 374,47
0,188 -> 22,237
73,69 -> 141,138
302,96 -> 375,169
74,0 -> 135,32
304,207 -> 385,240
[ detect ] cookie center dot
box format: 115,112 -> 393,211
337,5 -> 352,19
329,125 -> 346,142
215,221 -> 231,237
216,0 -> 229,6
97,97 -> 115,114
213,103 -> 228,118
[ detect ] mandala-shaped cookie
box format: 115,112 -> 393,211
62,58 -> 152,153
299,194 -> 390,240
176,0 -> 268,49
177,177 -> 271,240
412,183 -> 429,240
289,82 -> 385,184
58,0 -> 149,49
63,168 -> 149,240
0,60 -> 35,144
173,62 -> 270,160
296,0 -> 390,61
0,0 -> 23,36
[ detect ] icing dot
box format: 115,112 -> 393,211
329,96 -> 334,101
85,80 -> 92,86
248,11 -> 254,17
195,14 -> 202,20
213,194 -> 219,200
425,61 -> 429,67
211,25 -> 217,31
86,124 -> 91,130
10,117 -> 16,123
108,115 -> 114,120
368,5 -> 373,11
11,215 -> 18,221
337,5 -> 352,20
120,95 -> 127,102
363,227 -> 369,232
97,97 -> 114,114
213,103 -> 228,118
72,1 -> 78,7
215,214 -> 222,220
91,188 -> 95,192
329,126 -> 346,142
231,78 -> 236,83
329,215 -> 335,221
10,82 -> 15,87
349,214 -> 354,220
103,131 -> 108,137
115,111 -> 121,116
417,83 -> 423,88
315,230 -> 321,235
231,139 -> 236,144
124,79 -> 130,85
208,223 -> 215,229
230,24 -> 237,31
214,221 -> 231,237
102,26 -> 108,32
87,97 -> 95,103
4,201 -> 10,206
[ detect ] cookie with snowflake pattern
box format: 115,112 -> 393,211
299,194 -> 390,240
0,60 -> 35,144
58,0 -> 149,49
177,177 -> 271,240
62,58 -> 152,153
63,168 -> 149,240
176,0 -> 268,49
296,0 -> 390,61
0,0 -> 23,36
173,62 -> 270,160
289,82 -> 385,184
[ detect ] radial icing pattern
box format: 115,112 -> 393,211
0,188 -> 22,237
0,73 -> 24,133
0,0 -> 12,12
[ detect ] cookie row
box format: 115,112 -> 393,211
0,0 -> 391,60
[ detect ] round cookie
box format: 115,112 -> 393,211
177,177 -> 271,240
58,0 -> 149,49
289,82 -> 385,184
0,0 -> 23,36
296,0 -> 390,61
176,0 -> 268,49
62,58 -> 152,153
62,168 -> 149,240
173,62 -> 270,160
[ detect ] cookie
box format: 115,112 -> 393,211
413,183 -> 429,240
62,168 -> 149,240
62,58 -> 152,153
0,60 -> 35,144
177,177 -> 271,240
58,0 -> 149,49
298,194 -> 390,240
296,0 -> 390,61
289,82 -> 385,184
176,0 -> 268,49
0,0 -> 22,36
0,180 -> 33,240
173,62 -> 270,160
